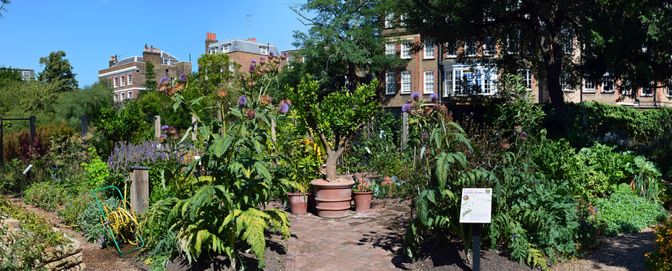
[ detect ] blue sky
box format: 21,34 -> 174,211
0,0 -> 309,87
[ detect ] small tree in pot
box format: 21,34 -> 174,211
288,76 -> 379,217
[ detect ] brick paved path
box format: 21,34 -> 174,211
286,205 -> 411,271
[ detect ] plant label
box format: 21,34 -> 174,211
459,188 -> 492,223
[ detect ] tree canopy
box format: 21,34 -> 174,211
292,0 -> 405,94
38,51 -> 78,92
390,0 -> 672,107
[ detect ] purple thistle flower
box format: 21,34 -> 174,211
159,76 -> 169,85
519,131 -> 528,141
179,73 -> 187,82
430,93 -> 438,102
161,125 -> 170,131
402,101 -> 412,113
238,95 -> 248,107
260,57 -> 266,64
279,101 -> 290,114
249,61 -> 257,72
411,92 -> 420,101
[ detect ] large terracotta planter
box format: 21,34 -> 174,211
311,178 -> 354,218
287,192 -> 308,215
353,191 -> 373,213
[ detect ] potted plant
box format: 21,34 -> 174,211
288,77 -> 379,218
353,176 -> 373,213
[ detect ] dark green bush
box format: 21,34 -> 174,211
23,181 -> 68,211
58,193 -> 92,229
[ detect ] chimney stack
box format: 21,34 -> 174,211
205,32 -> 218,53
109,55 -> 118,67
248,37 -> 257,43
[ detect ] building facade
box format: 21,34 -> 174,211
382,14 -> 672,108
98,45 -> 191,103
205,32 -> 280,73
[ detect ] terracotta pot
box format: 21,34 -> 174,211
311,178 -> 354,218
287,192 -> 308,215
353,191 -> 373,213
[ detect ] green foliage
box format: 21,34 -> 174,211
0,67 -> 22,82
145,61 -> 157,92
54,81 -> 113,128
494,74 -> 545,132
646,218 -> 672,271
593,184 -> 667,236
58,193 -> 92,229
38,50 -> 78,92
23,181 -> 68,211
292,0 -> 405,92
92,101 -> 153,155
81,147 -> 110,189
79,197 -> 118,242
0,198 -> 65,270
276,111 -> 321,193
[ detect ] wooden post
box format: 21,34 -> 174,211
401,112 -> 409,150
129,166 -> 149,214
154,115 -> 161,140
191,115 -> 197,142
29,115 -> 36,141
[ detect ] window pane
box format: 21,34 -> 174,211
401,71 -> 411,93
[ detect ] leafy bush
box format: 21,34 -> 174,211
58,193 -> 92,229
79,197 -> 118,242
23,181 -> 68,211
646,218 -> 672,271
81,147 -> 110,189
593,184 -> 666,236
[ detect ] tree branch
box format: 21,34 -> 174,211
319,133 -> 332,153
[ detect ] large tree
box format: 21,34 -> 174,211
292,0 -> 405,94
391,0 -> 672,107
38,51 -> 78,92
0,0 -> 9,17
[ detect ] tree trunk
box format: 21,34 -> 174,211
325,150 -> 339,181
542,36 -> 565,108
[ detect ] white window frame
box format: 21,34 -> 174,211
401,42 -> 412,59
423,42 -> 435,59
121,92 -> 126,100
602,74 -> 614,93
113,77 -> 119,88
423,71 -> 434,94
128,74 -> 133,85
120,75 -> 126,87
260,46 -> 269,55
385,43 -> 396,56
401,71 -> 411,94
385,72 -> 397,95
452,65 -> 498,95
127,91 -> 133,99
399,14 -> 407,26
583,78 -> 596,93
443,72 -> 453,97
519,69 -> 532,90
384,13 -> 394,28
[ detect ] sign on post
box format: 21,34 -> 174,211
459,188 -> 493,223
459,188 -> 493,271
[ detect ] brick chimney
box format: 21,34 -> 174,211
247,37 -> 257,43
205,32 -> 218,53
109,55 -> 118,67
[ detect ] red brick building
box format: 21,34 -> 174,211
98,45 -> 191,103
205,33 -> 280,73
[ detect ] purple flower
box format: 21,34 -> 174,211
279,101 -> 290,114
421,131 -> 429,141
260,57 -> 266,64
401,101 -> 412,113
430,93 -> 438,102
161,125 -> 170,131
411,92 -> 420,101
519,131 -> 528,141
159,76 -> 169,85
249,61 -> 257,72
179,73 -> 187,82
238,95 -> 248,107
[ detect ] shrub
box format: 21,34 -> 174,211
646,218 -> 672,271
58,193 -> 92,229
81,147 -> 110,189
23,181 -> 68,211
594,184 -> 667,236
79,197 -> 118,242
